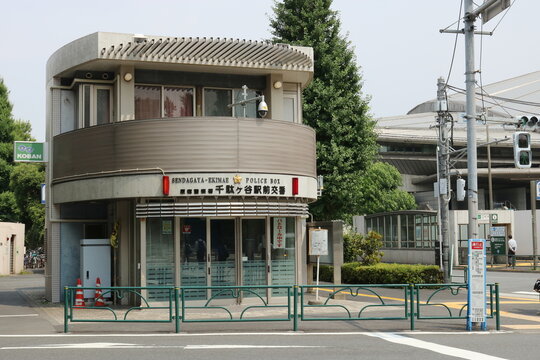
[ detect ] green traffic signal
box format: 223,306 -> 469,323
519,151 -> 531,166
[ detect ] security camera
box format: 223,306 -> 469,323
257,99 -> 268,118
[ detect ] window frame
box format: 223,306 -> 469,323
78,84 -> 114,128
203,87 -> 233,117
283,90 -> 299,123
135,83 -> 195,119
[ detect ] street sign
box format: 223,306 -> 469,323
536,180 -> 540,200
481,0 -> 511,24
467,238 -> 487,331
309,228 -> 328,256
13,141 -> 47,163
490,226 -> 506,255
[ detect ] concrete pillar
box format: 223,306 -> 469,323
118,65 -> 135,121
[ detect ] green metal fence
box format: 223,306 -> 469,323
63,286 -> 179,333
179,285 -> 293,323
63,283 -> 500,333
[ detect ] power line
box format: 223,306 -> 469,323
446,84 -> 540,107
445,0 -> 464,86
489,0 -> 516,33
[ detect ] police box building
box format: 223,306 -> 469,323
45,32 -> 316,302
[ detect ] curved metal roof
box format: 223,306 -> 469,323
99,35 -> 313,71
47,32 -> 314,83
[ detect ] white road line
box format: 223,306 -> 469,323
1,343 -> 179,350
366,332 -> 508,360
513,291 -> 540,296
185,345 -> 323,350
1,342 -> 324,350
0,331 -> 504,338
0,314 -> 38,318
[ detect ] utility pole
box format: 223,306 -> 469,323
531,181 -> 538,270
436,77 -> 450,282
464,0 -> 479,241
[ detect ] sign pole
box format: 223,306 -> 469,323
467,238 -> 487,331
315,255 -> 320,301
308,227 -> 328,305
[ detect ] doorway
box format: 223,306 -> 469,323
179,217 -> 270,299
210,219 -> 236,298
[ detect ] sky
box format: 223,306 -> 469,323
1,0 -> 539,142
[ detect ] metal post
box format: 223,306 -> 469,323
487,125 -> 494,267
409,285 -> 415,331
293,286 -> 298,331
437,77 -> 450,283
465,0 -> 479,241
487,125 -> 493,211
495,283 -> 500,330
63,287 -> 69,333
531,181 -> 538,270
174,287 -> 180,333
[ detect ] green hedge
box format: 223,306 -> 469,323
318,264 -> 334,282
316,263 -> 443,284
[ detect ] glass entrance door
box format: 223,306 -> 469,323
242,219 -> 267,296
210,219 -> 236,296
180,218 -> 207,300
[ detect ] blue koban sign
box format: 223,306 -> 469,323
467,238 -> 487,331
536,180 -> 540,201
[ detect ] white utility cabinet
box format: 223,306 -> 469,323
80,239 -> 111,298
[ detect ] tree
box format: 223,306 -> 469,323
270,0 -> 377,221
356,162 -> 416,214
0,191 -> 20,222
0,77 -> 45,248
0,79 -> 15,163
10,163 -> 45,248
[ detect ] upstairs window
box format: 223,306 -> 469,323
203,87 -> 262,117
135,85 -> 160,119
135,85 -> 194,120
78,84 -> 113,128
203,88 -> 232,117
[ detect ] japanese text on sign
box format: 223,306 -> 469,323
273,217 -> 286,249
468,239 -> 486,324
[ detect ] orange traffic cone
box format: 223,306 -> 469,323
74,278 -> 85,307
94,277 -> 105,307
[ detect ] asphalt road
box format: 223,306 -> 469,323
0,331 -> 535,360
1,270 -> 539,360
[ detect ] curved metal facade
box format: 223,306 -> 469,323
52,117 -> 316,181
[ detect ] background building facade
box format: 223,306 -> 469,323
0,222 -> 25,275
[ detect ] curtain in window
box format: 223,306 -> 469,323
135,85 -> 161,120
164,87 -> 194,117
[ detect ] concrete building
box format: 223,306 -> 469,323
45,32 -> 317,302
0,222 -> 25,275
354,71 -> 540,265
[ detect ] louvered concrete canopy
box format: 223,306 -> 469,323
47,32 -> 314,83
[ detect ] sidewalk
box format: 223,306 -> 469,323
456,260 -> 540,273
4,269 -> 518,334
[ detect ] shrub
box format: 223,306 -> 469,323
316,264 -> 334,282
341,263 -> 443,284
343,231 -> 384,265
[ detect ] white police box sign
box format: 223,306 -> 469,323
309,228 -> 328,256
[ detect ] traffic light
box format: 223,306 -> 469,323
516,115 -> 539,129
513,131 -> 532,168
